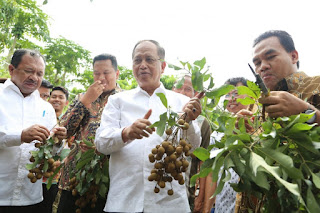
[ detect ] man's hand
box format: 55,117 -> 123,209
51,126 -> 67,141
80,80 -> 105,108
259,91 -> 309,118
183,92 -> 204,122
235,109 -> 254,133
122,109 -> 155,143
21,124 -> 50,143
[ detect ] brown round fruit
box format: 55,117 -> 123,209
72,189 -> 78,196
178,119 -> 185,125
165,128 -> 173,135
35,143 -> 42,148
48,158 -> 55,165
148,154 -> 155,163
151,148 -> 158,155
168,189 -> 174,195
27,172 -> 35,179
31,177 -> 37,183
158,181 -> 165,188
182,122 -> 189,130
154,187 -> 160,193
179,139 -> 187,147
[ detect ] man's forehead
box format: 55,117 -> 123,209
134,42 -> 157,55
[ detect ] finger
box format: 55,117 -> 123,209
140,130 -> 150,138
195,91 -> 205,99
144,127 -> 154,134
143,109 -> 152,119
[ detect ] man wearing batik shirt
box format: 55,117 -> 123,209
53,54 -> 121,213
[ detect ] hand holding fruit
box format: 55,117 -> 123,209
182,92 -> 204,122
122,109 -> 155,142
80,81 -> 105,109
51,126 -> 67,142
21,124 -> 50,143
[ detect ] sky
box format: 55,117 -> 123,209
40,0 -> 320,87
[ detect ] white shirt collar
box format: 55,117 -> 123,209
4,78 -> 40,98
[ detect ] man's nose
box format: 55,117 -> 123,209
259,60 -> 270,73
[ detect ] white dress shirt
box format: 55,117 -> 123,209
0,79 -> 56,206
95,84 -> 201,213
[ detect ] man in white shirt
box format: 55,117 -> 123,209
95,40 -> 202,212
0,49 -> 66,213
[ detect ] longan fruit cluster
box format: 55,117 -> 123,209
27,154 -> 58,183
69,177 -> 99,213
148,119 -> 192,195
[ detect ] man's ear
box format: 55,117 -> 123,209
161,61 -> 166,74
115,69 -> 120,79
291,50 -> 299,65
8,64 -> 15,75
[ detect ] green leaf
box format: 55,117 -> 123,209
193,57 -> 206,70
311,172 -> 320,189
212,170 -> 226,197
174,77 -> 185,89
211,156 -> 225,182
292,133 -> 319,154
193,147 -> 210,161
306,186 -> 320,213
250,152 -> 301,199
237,97 -> 255,105
192,69 -> 203,91
156,112 -> 167,136
99,183 -> 108,198
156,93 -> 168,108
83,140 -> 94,147
76,158 -> 92,170
43,160 -> 49,172
168,63 -> 182,70
257,147 -> 304,179
47,164 -> 62,190
237,86 -> 257,99
206,84 -> 234,99
59,149 -> 71,161
286,123 -> 315,135
149,121 -> 159,129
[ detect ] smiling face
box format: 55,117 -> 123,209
132,41 -> 166,95
49,90 -> 68,116
225,82 -> 248,114
93,59 -> 119,92
9,53 -> 45,97
252,36 -> 299,91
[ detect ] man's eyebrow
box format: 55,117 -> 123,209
265,49 -> 276,55
253,49 -> 277,63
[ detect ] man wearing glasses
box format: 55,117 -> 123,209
95,40 -> 202,212
0,49 -> 67,213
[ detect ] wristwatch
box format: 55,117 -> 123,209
304,105 -> 316,124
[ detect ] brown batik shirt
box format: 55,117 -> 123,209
58,86 -> 122,190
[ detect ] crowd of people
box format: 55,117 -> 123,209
0,30 -> 319,213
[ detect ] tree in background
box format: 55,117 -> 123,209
43,36 -> 91,87
0,0 -> 50,71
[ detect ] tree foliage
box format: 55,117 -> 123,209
154,58 -> 320,212
43,36 -> 91,88
0,0 -> 50,66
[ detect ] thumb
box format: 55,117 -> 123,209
143,109 -> 152,119
195,91 -> 205,99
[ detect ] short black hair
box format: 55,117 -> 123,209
93,54 -> 118,71
224,77 -> 248,86
132,40 -> 165,60
50,86 -> 69,100
11,49 -> 45,68
41,79 -> 53,89
253,30 -> 299,68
